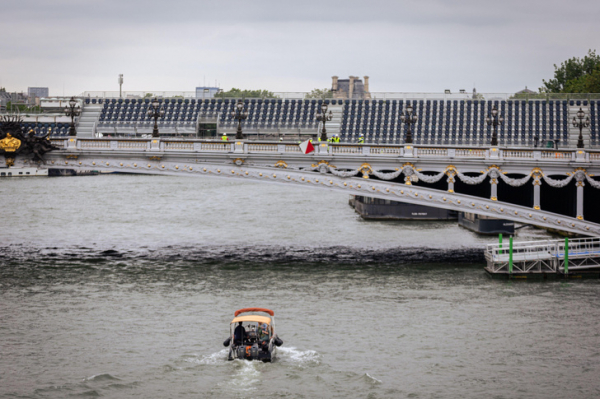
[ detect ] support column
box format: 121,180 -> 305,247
576,180 -> 584,220
446,167 -> 456,193
533,181 -> 540,210
490,178 -> 498,201
447,175 -> 455,193
532,168 -> 542,210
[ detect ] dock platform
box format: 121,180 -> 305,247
485,237 -> 600,279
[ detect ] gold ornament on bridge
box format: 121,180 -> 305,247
0,133 -> 21,152
357,163 -> 373,179
311,160 -> 335,168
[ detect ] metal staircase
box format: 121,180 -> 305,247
76,104 -> 102,137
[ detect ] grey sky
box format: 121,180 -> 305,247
2,0 -> 599,95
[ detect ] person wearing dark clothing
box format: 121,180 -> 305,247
234,322 -> 246,345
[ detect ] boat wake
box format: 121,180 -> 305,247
277,346 -> 321,367
185,348 -> 229,365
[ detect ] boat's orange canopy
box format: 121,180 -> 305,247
234,308 -> 274,317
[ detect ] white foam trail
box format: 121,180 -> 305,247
186,348 -> 229,365
277,346 -> 320,366
228,360 -> 261,392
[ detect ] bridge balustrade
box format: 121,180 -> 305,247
164,142 -> 194,151
503,150 -> 533,159
541,151 -> 573,160
331,146 -> 362,154
248,144 -> 278,152
369,147 -> 403,155
284,145 -> 301,153
199,143 -> 231,152
416,148 -> 448,157
455,149 -> 486,158
118,141 -> 149,150
80,140 -> 110,149
42,138 -> 600,165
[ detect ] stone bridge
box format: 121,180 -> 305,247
6,137 -> 600,236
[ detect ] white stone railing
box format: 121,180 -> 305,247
541,151 -> 573,160
201,143 -> 231,151
248,144 -> 278,152
455,148 -> 486,158
44,138 -> 600,165
50,139 -> 67,148
417,148 -> 448,157
118,140 -> 149,150
502,150 -> 534,159
332,145 -> 362,154
164,141 -> 194,150
79,140 -> 110,149
370,146 -> 403,155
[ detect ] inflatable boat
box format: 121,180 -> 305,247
223,308 -> 283,362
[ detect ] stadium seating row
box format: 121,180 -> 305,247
96,98 -> 342,131
86,97 -> 600,145
341,99 -> 571,145
21,122 -> 71,137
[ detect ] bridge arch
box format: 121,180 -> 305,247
29,154 -> 600,237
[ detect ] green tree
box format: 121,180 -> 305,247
540,49 -> 600,93
214,88 -> 278,98
563,68 -> 600,93
305,88 -> 333,99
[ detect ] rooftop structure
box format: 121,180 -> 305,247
332,76 -> 371,99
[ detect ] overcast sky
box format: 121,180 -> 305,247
2,0 -> 599,96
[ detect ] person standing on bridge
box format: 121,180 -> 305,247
221,133 -> 229,141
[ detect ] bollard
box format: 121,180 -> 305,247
509,236 -> 513,274
499,234 -> 503,255
564,237 -> 569,275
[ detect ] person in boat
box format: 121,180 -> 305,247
234,321 -> 246,345
258,323 -> 270,350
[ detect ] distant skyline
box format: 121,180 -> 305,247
2,0 -> 599,96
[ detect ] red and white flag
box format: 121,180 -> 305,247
299,139 -> 314,154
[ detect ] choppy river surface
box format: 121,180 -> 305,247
1,174 -> 599,398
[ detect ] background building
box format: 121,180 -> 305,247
332,76 -> 371,99
27,87 -> 49,105
195,87 -> 220,99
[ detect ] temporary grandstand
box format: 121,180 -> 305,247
10,92 -> 600,148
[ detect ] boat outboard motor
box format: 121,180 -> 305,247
223,337 -> 231,347
236,346 -> 247,359
250,344 -> 259,358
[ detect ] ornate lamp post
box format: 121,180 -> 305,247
147,98 -> 165,138
316,103 -> 333,142
486,105 -> 503,146
572,107 -> 590,149
232,100 -> 248,140
399,103 -> 417,144
64,97 -> 81,137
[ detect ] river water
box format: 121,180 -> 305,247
1,174 -> 599,398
